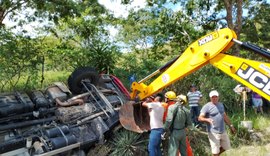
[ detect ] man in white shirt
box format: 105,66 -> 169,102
142,94 -> 165,156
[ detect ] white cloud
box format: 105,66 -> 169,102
4,1 -> 147,38
98,0 -> 147,18
3,8 -> 52,37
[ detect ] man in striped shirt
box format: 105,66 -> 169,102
187,84 -> 202,128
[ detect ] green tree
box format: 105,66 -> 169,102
0,0 -> 86,27
48,4 -> 121,73
0,28 -> 44,91
242,2 -> 270,48
118,6 -> 200,59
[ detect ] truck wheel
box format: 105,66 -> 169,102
68,67 -> 99,94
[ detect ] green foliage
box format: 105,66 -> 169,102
113,52 -> 164,89
0,0 -> 92,26
0,28 -> 44,91
230,126 -> 252,147
109,129 -> 148,156
0,1 -> 122,91
252,115 -> 270,130
242,2 -> 270,47
47,5 -> 120,73
188,130 -> 211,156
118,5 -> 201,60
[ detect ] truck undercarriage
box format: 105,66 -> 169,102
0,67 -> 130,156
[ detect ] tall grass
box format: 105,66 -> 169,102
223,110 -> 270,156
1,70 -> 71,92
41,71 -> 71,88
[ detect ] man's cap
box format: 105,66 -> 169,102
209,90 -> 219,97
190,84 -> 196,88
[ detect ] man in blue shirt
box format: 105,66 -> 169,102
198,90 -> 236,156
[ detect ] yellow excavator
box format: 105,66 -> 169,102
119,28 -> 270,133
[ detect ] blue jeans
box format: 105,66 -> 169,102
148,128 -> 164,156
190,106 -> 200,126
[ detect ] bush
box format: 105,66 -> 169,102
109,129 -> 148,156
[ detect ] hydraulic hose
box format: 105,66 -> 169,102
0,117 -> 56,131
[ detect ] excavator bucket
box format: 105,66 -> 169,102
119,101 -> 150,133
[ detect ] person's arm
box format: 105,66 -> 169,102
142,101 -> 149,107
198,104 -> 213,124
224,112 -> 236,134
186,109 -> 192,128
164,106 -> 174,131
198,113 -> 213,124
141,97 -> 154,107
142,97 -> 155,107
198,91 -> 203,103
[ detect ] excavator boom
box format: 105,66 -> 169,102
130,28 -> 236,100
120,28 -> 270,133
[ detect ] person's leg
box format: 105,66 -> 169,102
168,131 -> 179,156
156,128 -> 164,156
259,99 -> 264,114
254,107 -> 257,114
252,98 -> 260,114
190,107 -> 196,126
259,106 -> 264,114
220,132 -> 231,155
148,128 -> 163,156
219,147 -> 225,154
148,129 -> 158,156
178,132 -> 187,156
208,132 -> 221,156
194,106 -> 200,127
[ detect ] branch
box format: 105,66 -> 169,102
1,0 -> 29,24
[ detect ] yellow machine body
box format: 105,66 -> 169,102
120,28 -> 270,133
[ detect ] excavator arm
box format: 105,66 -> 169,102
211,53 -> 270,101
130,28 -> 236,100
120,28 -> 270,133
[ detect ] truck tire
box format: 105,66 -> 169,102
68,67 -> 99,94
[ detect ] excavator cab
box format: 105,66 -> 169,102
119,28 -> 270,133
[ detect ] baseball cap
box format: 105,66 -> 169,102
209,90 -> 219,97
190,84 -> 196,88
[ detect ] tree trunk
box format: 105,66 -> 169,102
235,0 -> 243,38
223,0 -> 243,56
0,8 -> 5,27
224,0 -> 233,29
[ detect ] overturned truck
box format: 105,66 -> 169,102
0,67 -> 130,156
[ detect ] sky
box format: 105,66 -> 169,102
3,0 -> 147,37
3,0 -> 270,37
98,0 -> 147,18
98,0 -> 147,39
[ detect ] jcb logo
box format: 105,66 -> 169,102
198,32 -> 218,46
237,63 -> 270,96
